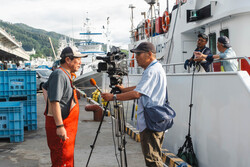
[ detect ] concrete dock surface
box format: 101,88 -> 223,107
0,93 -> 146,167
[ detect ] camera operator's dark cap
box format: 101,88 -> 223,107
218,36 -> 231,48
198,33 -> 208,41
60,47 -> 88,58
130,42 -> 156,54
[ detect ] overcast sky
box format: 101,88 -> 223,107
0,0 -> 175,49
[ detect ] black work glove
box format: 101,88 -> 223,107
190,60 -> 195,68
184,59 -> 190,70
184,59 -> 196,70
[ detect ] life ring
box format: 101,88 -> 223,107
162,11 -> 170,33
144,19 -> 151,37
129,54 -> 135,67
134,31 -> 139,41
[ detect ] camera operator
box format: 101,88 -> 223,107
102,42 -> 167,167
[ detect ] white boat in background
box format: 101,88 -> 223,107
74,16 -> 110,96
100,0 -> 250,166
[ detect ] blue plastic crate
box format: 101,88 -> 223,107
0,70 -> 36,98
8,94 -> 37,101
7,68 -> 17,70
0,101 -> 24,143
22,100 -> 37,131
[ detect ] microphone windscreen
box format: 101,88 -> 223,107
90,78 -> 96,86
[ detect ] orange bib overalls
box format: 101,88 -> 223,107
44,67 -> 79,167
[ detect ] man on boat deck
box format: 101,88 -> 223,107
194,36 -> 238,72
43,46 -> 87,167
184,33 -> 212,72
101,42 -> 167,167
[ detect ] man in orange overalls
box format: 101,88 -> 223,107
43,47 -> 87,167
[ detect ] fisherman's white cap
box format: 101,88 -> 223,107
60,46 -> 88,58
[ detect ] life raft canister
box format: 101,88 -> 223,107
162,11 -> 170,33
144,19 -> 151,37
129,54 -> 135,67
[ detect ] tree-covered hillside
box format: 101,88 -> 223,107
0,20 -> 70,58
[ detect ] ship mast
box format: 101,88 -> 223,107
145,0 -> 157,42
129,4 -> 136,42
105,17 -> 110,53
166,0 -> 169,13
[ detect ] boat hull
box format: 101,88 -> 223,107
104,71 -> 250,167
74,71 -> 104,97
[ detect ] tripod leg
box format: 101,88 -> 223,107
114,100 -> 128,167
121,105 -> 128,167
86,101 -> 110,167
131,99 -> 136,121
114,102 -> 121,137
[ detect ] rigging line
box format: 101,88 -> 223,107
166,3 -> 181,64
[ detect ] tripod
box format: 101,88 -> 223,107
86,88 -> 128,167
177,63 -> 199,167
112,94 -> 128,167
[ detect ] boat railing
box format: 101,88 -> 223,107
127,56 -> 250,74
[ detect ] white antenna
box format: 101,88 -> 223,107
106,17 -> 111,52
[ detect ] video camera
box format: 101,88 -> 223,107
97,46 -> 128,76
96,46 -> 128,88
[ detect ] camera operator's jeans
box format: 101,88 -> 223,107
140,128 -> 165,167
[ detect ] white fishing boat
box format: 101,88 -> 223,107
100,0 -> 250,166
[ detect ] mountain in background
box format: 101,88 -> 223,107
0,20 -> 74,59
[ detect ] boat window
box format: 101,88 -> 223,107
209,33 -> 217,55
220,29 -> 229,38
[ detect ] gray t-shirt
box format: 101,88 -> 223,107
43,68 -> 73,120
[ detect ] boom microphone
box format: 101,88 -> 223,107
90,78 -> 102,93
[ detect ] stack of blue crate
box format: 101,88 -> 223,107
0,70 -> 37,134
0,101 -> 24,142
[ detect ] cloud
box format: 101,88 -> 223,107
0,0 -> 175,49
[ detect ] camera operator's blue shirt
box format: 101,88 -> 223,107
134,59 -> 167,132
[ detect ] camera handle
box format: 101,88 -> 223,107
86,99 -> 110,167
